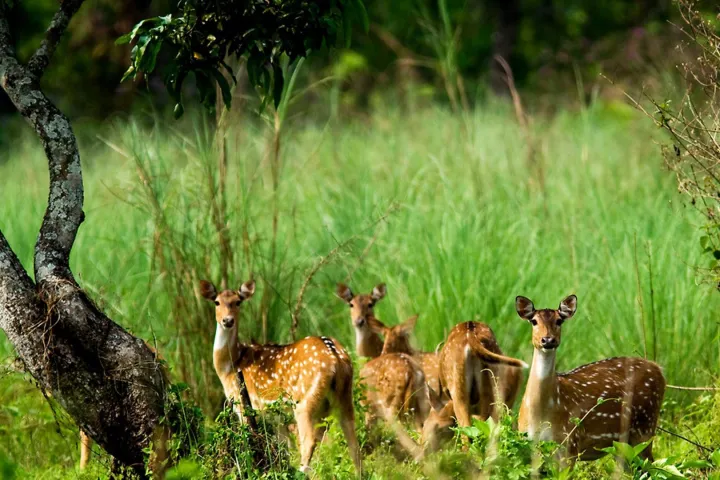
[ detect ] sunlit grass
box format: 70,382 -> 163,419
1,102 -> 718,476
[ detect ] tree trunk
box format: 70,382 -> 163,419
0,0 -> 166,474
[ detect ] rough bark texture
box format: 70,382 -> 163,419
0,0 -> 166,472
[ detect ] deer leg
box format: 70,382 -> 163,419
337,399 -> 362,475
79,430 -> 92,469
295,408 -> 318,474
451,375 -> 472,428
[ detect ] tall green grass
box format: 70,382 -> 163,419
1,101 -> 719,475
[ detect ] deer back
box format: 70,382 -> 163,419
239,336 -> 352,409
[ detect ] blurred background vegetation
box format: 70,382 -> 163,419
0,0 -> 699,126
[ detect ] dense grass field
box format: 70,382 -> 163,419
1,102 -> 719,478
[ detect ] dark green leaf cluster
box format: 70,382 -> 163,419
118,0 -> 368,117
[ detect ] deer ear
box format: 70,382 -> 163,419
367,317 -> 388,336
239,280 -> 255,300
558,295 -> 577,319
371,283 -> 387,301
336,283 -> 353,303
199,280 -> 217,300
400,314 -> 418,333
515,296 -> 535,321
427,385 -> 446,412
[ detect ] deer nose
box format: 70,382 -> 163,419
353,317 -> 366,327
222,317 -> 235,328
541,337 -> 558,349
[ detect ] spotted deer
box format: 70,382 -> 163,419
359,349 -> 428,459
422,321 -> 527,450
201,280 -> 362,474
336,283 -> 442,395
336,282 -> 387,358
515,295 -> 665,461
367,314 -> 442,397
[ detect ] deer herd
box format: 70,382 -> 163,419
79,280 -> 667,475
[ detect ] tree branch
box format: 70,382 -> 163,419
0,2 -> 168,472
0,231 -> 46,363
26,0 -> 85,79
0,3 -> 85,286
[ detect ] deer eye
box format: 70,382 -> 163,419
530,319 -> 537,326
557,319 -> 564,326
214,301 -> 220,306
234,301 -> 242,307
368,302 -> 375,308
349,302 -> 354,308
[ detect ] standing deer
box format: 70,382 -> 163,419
515,295 -> 665,461
336,283 -> 441,393
201,279 -> 361,474
336,282 -> 387,358
422,321 -> 526,451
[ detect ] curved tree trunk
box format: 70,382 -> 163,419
0,0 -> 166,473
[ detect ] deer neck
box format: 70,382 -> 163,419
355,316 -> 384,358
523,348 -> 558,438
213,323 -> 239,375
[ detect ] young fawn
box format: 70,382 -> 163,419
515,295 -> 665,461
367,314 -> 442,397
360,316 -> 430,430
422,321 -> 526,451
336,283 -> 441,393
201,280 -> 361,474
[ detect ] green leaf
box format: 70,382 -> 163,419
710,449 -> 720,467
211,69 -> 233,109
195,71 -> 216,113
681,459 -> 711,469
116,32 -> 133,45
611,442 -> 636,462
351,0 -> 369,33
120,66 -> 136,83
138,39 -> 163,74
173,103 -> 184,119
701,235 -> 711,251
343,9 -> 353,48
632,440 -> 652,457
272,63 -> 284,109
455,425 -> 481,438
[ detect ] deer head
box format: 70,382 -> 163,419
336,282 -> 387,328
515,294 -> 577,351
200,279 -> 256,329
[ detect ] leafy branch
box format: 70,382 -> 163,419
118,0 -> 368,117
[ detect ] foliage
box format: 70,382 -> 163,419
158,383 -> 205,465
0,0 -> 694,120
646,0 -> 720,290
2,103 -> 720,477
118,0 -> 368,117
201,400 -> 297,479
447,414 -> 567,479
600,441 -> 711,479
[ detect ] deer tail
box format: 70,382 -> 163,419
470,338 -> 528,369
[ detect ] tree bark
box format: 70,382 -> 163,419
0,0 -> 166,473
